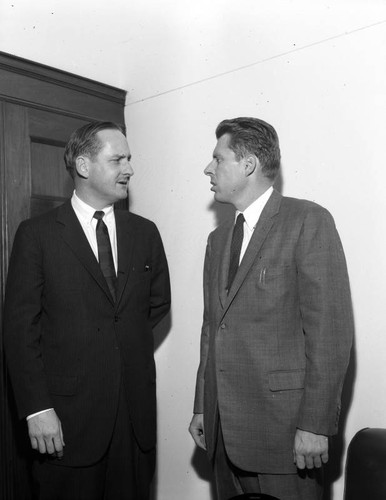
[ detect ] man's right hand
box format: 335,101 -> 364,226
27,409 -> 65,458
189,413 -> 207,450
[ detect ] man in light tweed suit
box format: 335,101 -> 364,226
189,117 -> 353,500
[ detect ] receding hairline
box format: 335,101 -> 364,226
86,127 -> 126,155
63,121 -> 126,178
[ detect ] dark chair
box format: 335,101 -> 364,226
344,427 -> 386,499
228,494 -> 280,500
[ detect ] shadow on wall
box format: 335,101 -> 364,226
153,311 -> 172,353
191,447 -> 216,499
151,313 -> 172,500
151,446 -> 215,500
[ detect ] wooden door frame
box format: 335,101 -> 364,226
0,51 -> 126,499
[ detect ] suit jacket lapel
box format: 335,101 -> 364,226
222,190 -> 282,313
115,210 -> 136,305
57,201 -> 114,304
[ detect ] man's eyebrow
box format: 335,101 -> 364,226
112,153 -> 132,160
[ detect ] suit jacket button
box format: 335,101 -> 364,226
114,315 -> 119,323
220,323 -> 226,330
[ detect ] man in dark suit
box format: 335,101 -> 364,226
189,117 -> 353,500
4,121 -> 171,500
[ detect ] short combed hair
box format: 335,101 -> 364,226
215,117 -> 281,180
64,121 -> 125,178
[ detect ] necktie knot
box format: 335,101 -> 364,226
235,213 -> 245,227
93,210 -> 105,221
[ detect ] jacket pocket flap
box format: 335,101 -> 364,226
47,375 -> 78,396
268,370 -> 305,392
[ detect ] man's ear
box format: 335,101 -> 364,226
244,155 -> 259,177
75,156 -> 89,179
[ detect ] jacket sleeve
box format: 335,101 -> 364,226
3,221 -> 53,419
148,223 -> 171,329
295,206 -> 354,435
193,236 -> 211,414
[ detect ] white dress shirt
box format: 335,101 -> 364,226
236,186 -> 273,263
71,191 -> 118,273
27,191 -> 118,421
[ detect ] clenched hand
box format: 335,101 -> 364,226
293,428 -> 328,469
27,409 -> 65,459
189,413 -> 207,451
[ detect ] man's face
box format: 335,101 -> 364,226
85,129 -> 133,206
204,133 -> 247,206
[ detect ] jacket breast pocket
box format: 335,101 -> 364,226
124,267 -> 152,312
128,265 -> 152,286
254,265 -> 296,292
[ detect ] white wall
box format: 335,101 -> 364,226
2,1 -> 386,499
126,6 -> 386,500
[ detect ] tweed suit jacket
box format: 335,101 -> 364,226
194,189 -> 353,474
4,200 -> 171,467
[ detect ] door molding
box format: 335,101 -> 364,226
0,51 -> 126,121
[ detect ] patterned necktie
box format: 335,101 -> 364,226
227,213 -> 245,292
93,211 -> 117,301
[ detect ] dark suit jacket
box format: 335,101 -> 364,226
3,201 -> 171,466
194,190 -> 353,473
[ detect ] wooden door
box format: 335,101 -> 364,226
4,104 -> 87,241
2,103 -> 87,500
0,51 -> 126,500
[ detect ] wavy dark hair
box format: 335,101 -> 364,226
216,117 -> 281,180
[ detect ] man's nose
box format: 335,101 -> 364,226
204,160 -> 214,176
123,160 -> 134,176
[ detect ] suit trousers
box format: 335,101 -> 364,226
32,386 -> 156,500
213,418 -> 323,500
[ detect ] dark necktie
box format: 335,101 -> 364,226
93,211 -> 117,301
227,213 -> 245,292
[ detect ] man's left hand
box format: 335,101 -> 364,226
293,429 -> 328,469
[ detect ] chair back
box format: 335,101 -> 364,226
345,427 -> 386,499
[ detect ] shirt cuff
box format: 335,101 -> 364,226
26,408 -> 54,421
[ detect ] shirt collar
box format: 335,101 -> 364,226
236,186 -> 274,231
71,191 -> 114,225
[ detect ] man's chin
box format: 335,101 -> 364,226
214,193 -> 228,204
111,190 -> 128,205
117,186 -> 129,199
